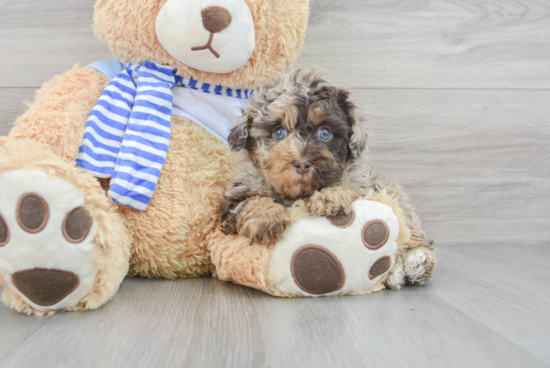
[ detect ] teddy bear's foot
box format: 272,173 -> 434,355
0,170 -> 100,312
268,199 -> 403,297
0,140 -> 130,315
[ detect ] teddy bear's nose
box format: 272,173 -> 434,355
201,6 -> 232,34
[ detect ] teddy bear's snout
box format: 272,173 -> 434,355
191,6 -> 234,58
201,6 -> 232,34
156,0 -> 256,73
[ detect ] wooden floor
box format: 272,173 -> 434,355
1,0 -> 549,367
0,244 -> 548,368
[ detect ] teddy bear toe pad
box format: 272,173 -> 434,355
0,170 -> 99,311
291,245 -> 345,294
269,199 -> 399,297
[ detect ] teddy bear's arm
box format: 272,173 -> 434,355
6,65 -> 109,160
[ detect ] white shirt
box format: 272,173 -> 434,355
171,86 -> 247,145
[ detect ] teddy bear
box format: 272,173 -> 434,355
0,0 -> 436,315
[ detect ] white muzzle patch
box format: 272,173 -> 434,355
156,0 -> 256,74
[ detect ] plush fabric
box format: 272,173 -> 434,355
87,60 -> 251,145
268,198 -> 404,297
156,0 -> 256,74
0,140 -> 131,315
11,268 -> 80,307
78,61 -> 254,211
209,190 -> 411,298
63,207 -> 94,243
93,0 -> 310,89
87,59 -> 124,80
77,62 -> 177,210
121,116 -> 235,279
0,0 -> 432,315
0,170 -> 100,311
5,66 -> 110,160
16,193 -> 49,233
0,215 -> 8,246
171,87 -> 248,144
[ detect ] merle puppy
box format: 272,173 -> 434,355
220,68 -> 435,287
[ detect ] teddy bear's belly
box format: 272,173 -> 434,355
119,116 -> 235,279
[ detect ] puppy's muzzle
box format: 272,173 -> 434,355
293,160 -> 312,175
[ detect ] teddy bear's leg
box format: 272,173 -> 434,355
209,191 -> 411,297
208,231 -> 275,292
372,177 -> 437,290
0,139 -> 131,315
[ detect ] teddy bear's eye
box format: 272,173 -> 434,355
273,128 -> 288,140
318,127 -> 333,141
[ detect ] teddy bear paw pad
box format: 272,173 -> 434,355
291,245 -> 345,294
269,199 -> 400,297
0,170 -> 99,311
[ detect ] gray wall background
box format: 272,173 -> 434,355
1,0 -> 549,246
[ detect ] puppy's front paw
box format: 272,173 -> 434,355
238,197 -> 291,245
307,186 -> 359,217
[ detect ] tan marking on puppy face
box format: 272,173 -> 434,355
266,103 -> 299,132
281,105 -> 299,131
309,106 -> 325,126
262,136 -> 317,198
321,149 -> 334,160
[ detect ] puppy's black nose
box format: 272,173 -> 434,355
201,6 -> 232,34
293,160 -> 312,175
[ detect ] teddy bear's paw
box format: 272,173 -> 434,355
403,247 -> 436,286
0,170 -> 100,313
268,199 -> 400,296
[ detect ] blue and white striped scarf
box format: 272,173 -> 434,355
76,61 -> 251,211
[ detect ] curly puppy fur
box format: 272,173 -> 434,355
220,67 -> 436,286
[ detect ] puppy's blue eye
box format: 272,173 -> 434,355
318,128 -> 332,141
273,128 -> 288,140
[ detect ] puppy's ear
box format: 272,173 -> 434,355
337,89 -> 369,159
228,113 -> 251,151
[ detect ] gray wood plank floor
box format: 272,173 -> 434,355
0,1 -> 549,367
0,244 -> 549,368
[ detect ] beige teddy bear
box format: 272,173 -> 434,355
0,0 -> 435,315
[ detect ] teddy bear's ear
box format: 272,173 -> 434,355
337,89 -> 369,159
228,113 -> 251,152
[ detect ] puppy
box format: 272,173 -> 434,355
220,68 -> 435,286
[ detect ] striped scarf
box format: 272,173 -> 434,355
76,61 -> 251,211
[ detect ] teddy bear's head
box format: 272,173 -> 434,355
93,0 -> 310,89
